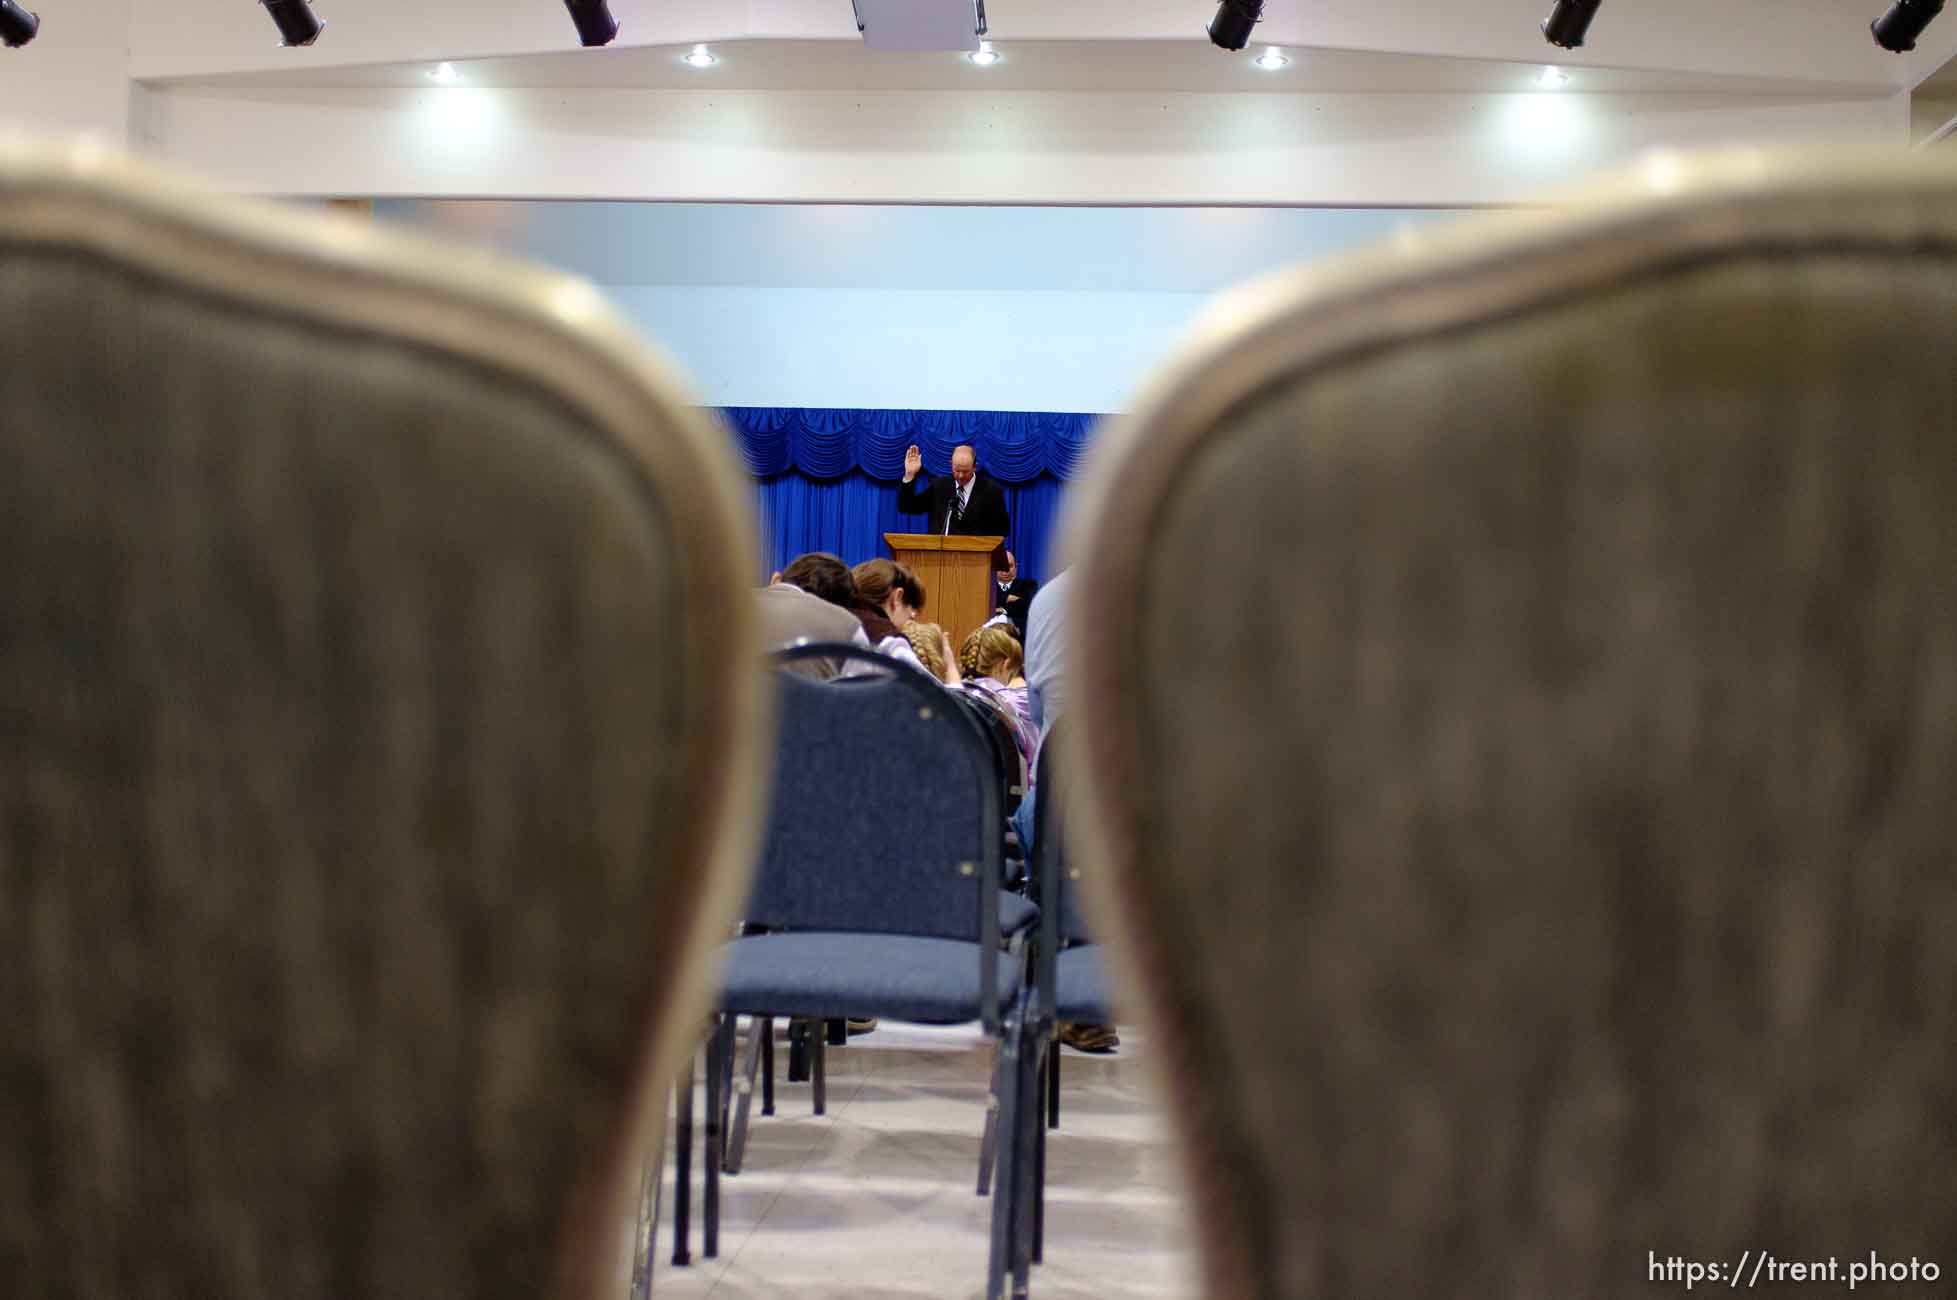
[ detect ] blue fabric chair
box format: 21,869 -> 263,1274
701,658 -> 1040,1224
705,642 -> 1034,1298
992,720 -> 1115,1288
1035,723 -> 1114,1109
952,683 -> 1037,888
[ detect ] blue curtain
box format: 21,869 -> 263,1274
720,407 -> 1100,584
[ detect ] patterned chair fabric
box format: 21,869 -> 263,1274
0,144 -> 769,1300
1062,150 -> 1957,1298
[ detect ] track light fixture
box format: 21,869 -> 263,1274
1541,0 -> 1603,49
261,0 -> 323,47
0,0 -> 38,47
564,0 -> 620,47
1873,0 -> 1944,50
1208,0 -> 1264,52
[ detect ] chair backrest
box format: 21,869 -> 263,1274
0,144 -> 769,1300
1063,150 -> 1957,1299
953,682 -> 1028,808
1032,721 -> 1091,950
748,644 -> 1003,947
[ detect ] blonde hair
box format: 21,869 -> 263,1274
960,624 -> 1022,681
903,622 -> 952,682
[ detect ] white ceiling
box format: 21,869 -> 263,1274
169,39 -> 1885,98
131,0 -> 1947,92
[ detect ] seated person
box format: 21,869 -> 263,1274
902,621 -> 962,685
958,624 -> 1039,772
756,551 -> 872,678
849,558 -> 930,674
992,550 -> 1039,640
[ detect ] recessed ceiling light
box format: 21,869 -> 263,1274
430,62 -> 459,84
1253,47 -> 1289,70
683,43 -> 717,68
1538,65 -> 1570,87
967,41 -> 999,66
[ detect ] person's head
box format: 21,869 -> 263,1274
776,552 -> 856,609
852,558 -> 925,629
961,624 -> 1022,683
998,551 -> 1017,583
903,622 -> 953,682
950,445 -> 977,489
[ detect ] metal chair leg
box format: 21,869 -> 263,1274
787,1017 -> 809,1082
811,1023 -> 827,1115
726,1015 -> 768,1175
1047,1038 -> 1061,1129
976,1038 -> 1004,1195
1012,1024 -> 1039,1294
703,1023 -> 721,1259
762,1022 -> 776,1115
632,1123 -> 665,1299
1033,1045 -> 1048,1264
671,1063 -> 693,1267
717,1016 -> 737,1152
985,1009 -> 1024,1300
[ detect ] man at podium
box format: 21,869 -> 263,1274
898,442 -> 1010,540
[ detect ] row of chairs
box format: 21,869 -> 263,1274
9,140 -> 1957,1300
660,645 -> 1036,1296
652,646 -> 1049,1290
659,666 -> 1108,1299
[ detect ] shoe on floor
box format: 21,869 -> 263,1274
1058,1022 -> 1118,1054
846,1017 -> 878,1035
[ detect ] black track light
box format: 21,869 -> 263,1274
0,0 -> 38,48
261,0 -> 323,47
1541,0 -> 1603,49
1208,0 -> 1263,51
1873,0 -> 1944,51
565,0 -> 620,47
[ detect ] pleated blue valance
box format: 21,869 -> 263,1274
721,406 -> 1101,483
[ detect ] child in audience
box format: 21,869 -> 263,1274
959,624 -> 1039,770
902,622 -> 961,684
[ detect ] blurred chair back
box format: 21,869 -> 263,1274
0,145 -> 768,1300
1062,151 -> 1957,1298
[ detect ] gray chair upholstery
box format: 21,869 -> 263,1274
1061,149 -> 1957,1299
0,144 -> 769,1300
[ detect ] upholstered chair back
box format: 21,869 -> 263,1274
0,146 -> 768,1300
1063,151 -> 1957,1299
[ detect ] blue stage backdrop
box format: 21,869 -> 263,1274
719,407 -> 1102,586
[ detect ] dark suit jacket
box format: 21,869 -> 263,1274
993,577 -> 1039,639
897,471 -> 1010,539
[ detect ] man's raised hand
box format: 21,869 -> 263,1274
903,444 -> 922,482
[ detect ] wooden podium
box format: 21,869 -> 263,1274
885,534 -> 1006,654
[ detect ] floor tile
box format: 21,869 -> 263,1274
635,1020 -> 1196,1298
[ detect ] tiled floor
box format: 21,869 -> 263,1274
634,1021 -> 1197,1299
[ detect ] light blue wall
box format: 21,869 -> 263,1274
378,201 -> 1459,411
608,285 -> 1210,412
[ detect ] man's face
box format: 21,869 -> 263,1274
1000,552 -> 1017,583
951,450 -> 976,488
